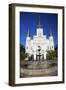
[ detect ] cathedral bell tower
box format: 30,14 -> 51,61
49,30 -> 54,50
37,16 -> 43,37
25,28 -> 31,54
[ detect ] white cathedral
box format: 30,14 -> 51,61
25,17 -> 54,61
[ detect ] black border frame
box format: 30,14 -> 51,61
9,3 -> 64,86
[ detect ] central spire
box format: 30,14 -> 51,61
49,29 -> 52,36
27,28 -> 30,37
37,16 -> 42,28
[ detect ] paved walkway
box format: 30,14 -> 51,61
20,66 -> 58,77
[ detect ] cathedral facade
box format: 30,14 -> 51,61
25,18 -> 54,61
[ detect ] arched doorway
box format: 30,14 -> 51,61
36,46 -> 44,61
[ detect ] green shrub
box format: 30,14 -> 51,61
46,50 -> 56,60
20,51 -> 28,60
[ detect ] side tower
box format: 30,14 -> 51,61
49,31 -> 54,50
25,28 -> 31,55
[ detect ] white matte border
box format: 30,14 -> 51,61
15,6 -> 63,84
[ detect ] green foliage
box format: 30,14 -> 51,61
20,51 -> 28,60
20,44 -> 28,60
46,50 -> 56,60
55,45 -> 58,57
20,44 -> 25,52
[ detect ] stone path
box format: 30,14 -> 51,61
20,66 -> 57,77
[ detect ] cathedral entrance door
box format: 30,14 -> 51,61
36,54 -> 42,61
36,46 -> 43,61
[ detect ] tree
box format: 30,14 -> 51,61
55,45 -> 58,57
46,50 -> 56,60
20,44 -> 28,60
20,51 -> 28,60
20,44 -> 25,52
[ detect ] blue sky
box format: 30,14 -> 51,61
20,12 -> 58,47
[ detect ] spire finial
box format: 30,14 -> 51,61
50,29 -> 52,36
27,28 -> 30,37
38,16 -> 40,27
37,16 -> 42,28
